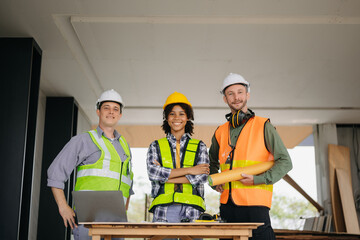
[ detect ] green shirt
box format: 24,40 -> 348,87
209,113 -> 292,185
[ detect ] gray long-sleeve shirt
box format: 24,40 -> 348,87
47,126 -> 133,194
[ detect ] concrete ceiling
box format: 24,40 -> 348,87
1,0 -> 360,126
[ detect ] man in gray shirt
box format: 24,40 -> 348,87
47,89 -> 134,240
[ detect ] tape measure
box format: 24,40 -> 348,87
194,219 -> 217,223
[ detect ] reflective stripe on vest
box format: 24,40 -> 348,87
118,136 -> 133,198
148,137 -> 206,212
74,130 -> 133,198
215,116 -> 274,208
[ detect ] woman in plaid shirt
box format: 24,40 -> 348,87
146,92 -> 210,223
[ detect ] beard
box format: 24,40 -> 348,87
228,99 -> 247,113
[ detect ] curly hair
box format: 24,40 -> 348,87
161,103 -> 194,135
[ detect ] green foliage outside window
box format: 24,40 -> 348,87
270,194 -> 318,229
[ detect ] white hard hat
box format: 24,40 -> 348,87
221,73 -> 250,94
95,89 -> 124,110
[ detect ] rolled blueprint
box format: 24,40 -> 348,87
208,161 -> 274,186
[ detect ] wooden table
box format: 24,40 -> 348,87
82,222 -> 263,240
275,229 -> 360,239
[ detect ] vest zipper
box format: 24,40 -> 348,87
228,147 -> 234,203
118,161 -> 123,191
228,117 -> 251,205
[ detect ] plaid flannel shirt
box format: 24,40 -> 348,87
146,133 -> 209,222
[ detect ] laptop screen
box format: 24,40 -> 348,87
73,191 -> 128,223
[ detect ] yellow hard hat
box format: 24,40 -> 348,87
163,92 -> 192,110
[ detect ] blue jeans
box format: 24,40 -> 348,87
152,205 -> 202,240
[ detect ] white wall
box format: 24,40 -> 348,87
313,124 -> 338,215
28,90 -> 46,240
28,94 -> 91,240
77,107 -> 92,134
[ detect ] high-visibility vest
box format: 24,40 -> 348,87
74,130 -> 133,199
215,116 -> 274,208
148,137 -> 206,212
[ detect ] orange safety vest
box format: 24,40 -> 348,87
215,116 -> 274,208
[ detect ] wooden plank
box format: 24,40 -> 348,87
82,222 -> 262,228
336,169 -> 360,234
89,227 -> 252,236
275,229 -> 360,239
91,236 -> 101,240
283,174 -> 324,212
328,144 -> 349,232
84,222 -> 260,240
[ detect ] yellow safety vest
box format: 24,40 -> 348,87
148,137 -> 206,212
74,130 -> 133,198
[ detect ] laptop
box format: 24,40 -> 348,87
72,191 -> 128,223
